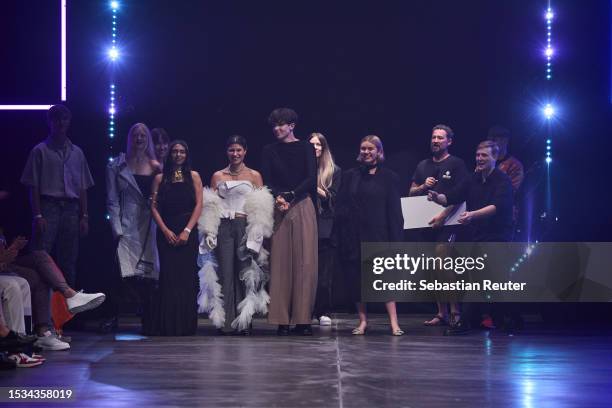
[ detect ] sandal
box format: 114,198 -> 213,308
392,328 -> 405,336
423,314 -> 447,326
449,312 -> 461,327
351,327 -> 367,335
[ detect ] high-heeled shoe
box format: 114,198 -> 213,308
351,327 -> 367,335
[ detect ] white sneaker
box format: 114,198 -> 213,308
35,331 -> 70,351
319,315 -> 332,326
66,291 -> 106,314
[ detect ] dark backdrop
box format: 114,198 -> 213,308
1,1 -> 611,297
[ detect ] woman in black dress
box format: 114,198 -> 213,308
151,140 -> 203,335
336,135 -> 404,336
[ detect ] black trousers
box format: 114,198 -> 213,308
313,239 -> 337,317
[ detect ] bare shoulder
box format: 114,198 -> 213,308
248,168 -> 263,187
151,160 -> 162,172
191,171 -> 202,181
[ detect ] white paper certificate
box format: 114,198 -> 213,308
401,196 -> 466,229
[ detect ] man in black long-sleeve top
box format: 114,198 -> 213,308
261,108 -> 318,336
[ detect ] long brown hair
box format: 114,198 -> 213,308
310,133 -> 336,194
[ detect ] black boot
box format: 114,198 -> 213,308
291,324 -> 313,336
277,325 -> 290,336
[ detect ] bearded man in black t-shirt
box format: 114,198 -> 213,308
409,124 -> 469,327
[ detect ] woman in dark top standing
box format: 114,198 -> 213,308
336,135 -> 404,335
151,140 -> 203,336
106,123 -> 161,333
309,133 -> 341,326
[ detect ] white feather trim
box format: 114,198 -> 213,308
230,260 -> 270,331
198,187 -> 223,237
244,187 -> 274,238
197,251 -> 225,328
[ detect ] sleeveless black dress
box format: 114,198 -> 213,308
154,180 -> 199,336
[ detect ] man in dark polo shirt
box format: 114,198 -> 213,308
20,105 -> 94,287
429,140 -> 514,334
409,124 -> 469,327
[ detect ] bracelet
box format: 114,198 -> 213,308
184,227 -> 192,233
81,214 -> 89,219
34,214 -> 43,219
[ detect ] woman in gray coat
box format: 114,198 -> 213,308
106,123 -> 161,333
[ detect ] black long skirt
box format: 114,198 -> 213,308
152,212 -> 199,336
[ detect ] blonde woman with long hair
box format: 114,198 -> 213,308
309,133 -> 341,326
106,122 -> 161,334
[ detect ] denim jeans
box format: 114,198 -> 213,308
32,197 -> 80,287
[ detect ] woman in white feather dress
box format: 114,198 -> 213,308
197,135 -> 274,335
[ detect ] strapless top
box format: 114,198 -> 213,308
216,180 -> 254,219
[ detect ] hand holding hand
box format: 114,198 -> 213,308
163,228 -> 178,245
275,196 -> 290,212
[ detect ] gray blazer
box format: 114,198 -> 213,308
106,153 -> 159,279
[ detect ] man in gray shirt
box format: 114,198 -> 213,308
20,105 -> 94,286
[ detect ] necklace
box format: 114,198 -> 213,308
226,164 -> 245,177
172,169 -> 184,182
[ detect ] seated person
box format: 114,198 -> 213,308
1,234 -> 105,350
0,279 -> 44,368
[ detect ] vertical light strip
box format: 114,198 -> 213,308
545,4 -> 553,80
108,2 -> 119,167
61,0 -> 67,100
545,2 -> 554,167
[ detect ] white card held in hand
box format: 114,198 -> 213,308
401,196 -> 466,229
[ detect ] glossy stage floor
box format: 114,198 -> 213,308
2,314 -> 612,407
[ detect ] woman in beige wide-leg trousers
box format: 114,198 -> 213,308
267,197 -> 318,326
